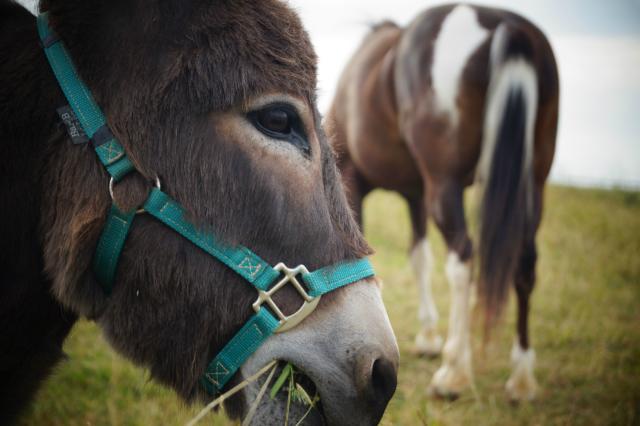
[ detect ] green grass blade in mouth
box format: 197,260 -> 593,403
270,363 -> 294,400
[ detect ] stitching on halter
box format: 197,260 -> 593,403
238,257 -> 262,278
205,362 -> 229,386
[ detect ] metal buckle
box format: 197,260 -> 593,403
252,263 -> 321,333
109,175 -> 161,214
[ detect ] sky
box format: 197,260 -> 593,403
17,0 -> 640,188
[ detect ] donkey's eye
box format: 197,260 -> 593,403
247,103 -> 310,155
257,108 -> 291,134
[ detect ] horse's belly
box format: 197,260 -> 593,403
349,136 -> 422,191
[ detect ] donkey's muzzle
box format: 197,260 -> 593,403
354,347 -> 398,424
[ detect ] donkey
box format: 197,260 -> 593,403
0,0 -> 399,424
326,4 -> 558,400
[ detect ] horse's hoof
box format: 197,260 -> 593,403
427,384 -> 460,401
427,365 -> 471,402
505,377 -> 537,402
505,344 -> 537,402
413,329 -> 443,358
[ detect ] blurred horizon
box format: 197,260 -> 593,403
16,0 -> 640,189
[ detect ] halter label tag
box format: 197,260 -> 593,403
57,105 -> 88,144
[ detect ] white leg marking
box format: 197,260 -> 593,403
469,280 -> 478,310
410,239 -> 443,356
431,5 -> 489,124
506,341 -> 538,401
429,252 -> 473,397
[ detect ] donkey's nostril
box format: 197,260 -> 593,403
355,350 -> 398,423
371,357 -> 398,404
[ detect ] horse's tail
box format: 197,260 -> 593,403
476,23 -> 538,329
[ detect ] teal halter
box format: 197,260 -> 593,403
37,12 -> 375,395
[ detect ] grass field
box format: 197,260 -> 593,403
19,185 -> 640,425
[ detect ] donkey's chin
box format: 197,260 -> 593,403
237,280 -> 399,426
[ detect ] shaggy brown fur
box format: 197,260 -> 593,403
0,0 -> 371,423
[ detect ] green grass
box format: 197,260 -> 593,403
19,185 -> 640,425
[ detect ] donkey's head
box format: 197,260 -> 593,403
38,0 -> 398,424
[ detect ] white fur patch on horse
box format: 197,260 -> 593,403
410,239 -> 442,355
410,239 -> 437,325
506,341 -> 538,401
431,5 -> 489,124
429,252 -> 473,396
445,251 -> 471,290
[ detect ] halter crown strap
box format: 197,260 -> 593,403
37,12 -> 134,181
37,12 -> 376,396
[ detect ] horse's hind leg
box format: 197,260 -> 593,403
405,191 -> 443,357
506,184 -> 543,401
426,181 -> 474,398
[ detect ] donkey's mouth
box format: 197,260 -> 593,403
236,280 -> 399,425
248,361 -> 325,426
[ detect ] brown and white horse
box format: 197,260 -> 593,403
326,3 -> 558,400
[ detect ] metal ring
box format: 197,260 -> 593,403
108,174 -> 161,213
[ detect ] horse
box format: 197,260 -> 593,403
325,3 -> 558,400
0,0 -> 399,424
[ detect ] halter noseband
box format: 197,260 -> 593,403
37,13 -> 375,395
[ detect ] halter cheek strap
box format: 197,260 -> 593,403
37,12 -> 375,395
